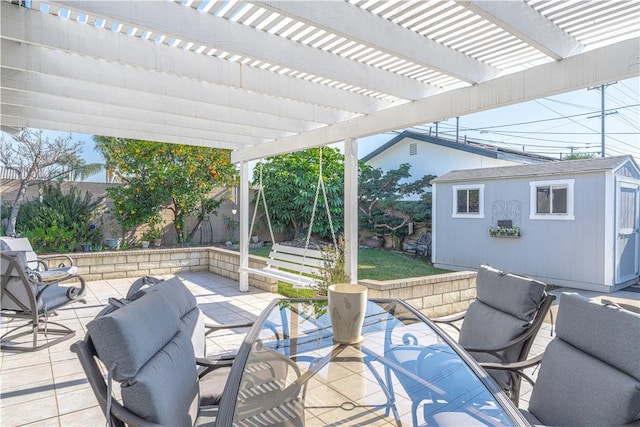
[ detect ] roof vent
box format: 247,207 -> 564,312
409,142 -> 417,156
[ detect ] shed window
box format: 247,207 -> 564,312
529,179 -> 575,220
452,185 -> 484,218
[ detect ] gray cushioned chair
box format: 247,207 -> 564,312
72,281 -> 303,426
432,265 -> 555,405
1,250 -> 86,351
72,290 -> 216,426
486,293 -> 640,426
123,276 -> 254,406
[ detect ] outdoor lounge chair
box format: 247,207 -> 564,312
1,250 -> 86,351
430,265 -> 555,405
484,293 -> 640,426
72,283 -> 303,426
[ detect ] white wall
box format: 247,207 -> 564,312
366,137 -> 524,182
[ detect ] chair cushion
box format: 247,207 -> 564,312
475,265 -> 546,321
35,284 -> 77,313
528,338 -> 640,426
0,238 -> 39,270
87,291 -> 181,381
37,266 -> 79,282
120,330 -> 200,426
458,300 -> 530,390
134,276 -> 207,358
198,366 -> 232,406
555,293 -> 640,380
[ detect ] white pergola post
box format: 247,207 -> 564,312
239,161 -> 249,292
344,137 -> 359,284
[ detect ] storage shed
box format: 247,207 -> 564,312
431,156 -> 640,292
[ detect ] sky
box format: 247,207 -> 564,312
6,76 -> 638,182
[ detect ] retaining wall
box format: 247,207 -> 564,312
70,247 -> 476,316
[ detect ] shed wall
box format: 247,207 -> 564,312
433,171 -> 609,290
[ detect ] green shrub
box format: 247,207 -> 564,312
15,184 -> 104,253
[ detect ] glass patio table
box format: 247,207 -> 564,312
217,298 -> 529,426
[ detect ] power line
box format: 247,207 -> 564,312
466,104 -> 638,130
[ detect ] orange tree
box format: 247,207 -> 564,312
94,137 -> 237,243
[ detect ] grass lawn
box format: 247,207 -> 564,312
249,245 -> 449,298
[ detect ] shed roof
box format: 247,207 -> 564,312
1,1 -> 638,163
432,155 -> 638,183
361,130 -> 553,163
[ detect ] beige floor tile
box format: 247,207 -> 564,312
0,395 -> 59,427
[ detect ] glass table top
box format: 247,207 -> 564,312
218,299 -> 527,427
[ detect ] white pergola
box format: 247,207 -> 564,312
2,0 -> 639,290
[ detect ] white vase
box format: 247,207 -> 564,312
328,284 -> 368,344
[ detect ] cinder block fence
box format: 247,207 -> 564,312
71,247 -> 477,316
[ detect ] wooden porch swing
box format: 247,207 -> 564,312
239,149 -> 338,289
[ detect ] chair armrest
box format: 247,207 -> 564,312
204,321 -> 254,336
31,273 -> 87,302
196,355 -> 236,378
431,311 -> 465,332
480,353 -> 544,387
39,254 -> 74,268
481,353 -> 543,371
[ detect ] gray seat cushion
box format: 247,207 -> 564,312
528,293 -> 640,426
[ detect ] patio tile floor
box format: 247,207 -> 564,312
1,272 -> 637,426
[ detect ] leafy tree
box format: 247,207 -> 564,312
358,163 -> 434,237
94,137 -> 237,243
254,148 -> 345,240
0,129 -> 102,236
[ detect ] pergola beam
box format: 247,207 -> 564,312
461,0 -> 584,60
260,1 -> 498,83
53,0 -> 437,100
1,88 -> 291,141
232,37 -> 640,162
1,4 -> 394,115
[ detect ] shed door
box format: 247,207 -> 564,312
616,179 -> 640,284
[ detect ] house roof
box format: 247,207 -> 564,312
361,130 -> 554,163
1,1 -> 638,163
432,155 -> 639,183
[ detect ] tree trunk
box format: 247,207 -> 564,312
5,180 -> 28,237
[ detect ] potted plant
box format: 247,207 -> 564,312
142,225 -> 163,247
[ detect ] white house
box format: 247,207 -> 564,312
431,155 -> 640,293
361,131 -> 552,186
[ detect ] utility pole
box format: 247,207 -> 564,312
588,82 -> 618,157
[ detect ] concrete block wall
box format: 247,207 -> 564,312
361,271 -> 477,317
207,247 -> 278,292
73,248 -> 210,281
66,247 -> 476,316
